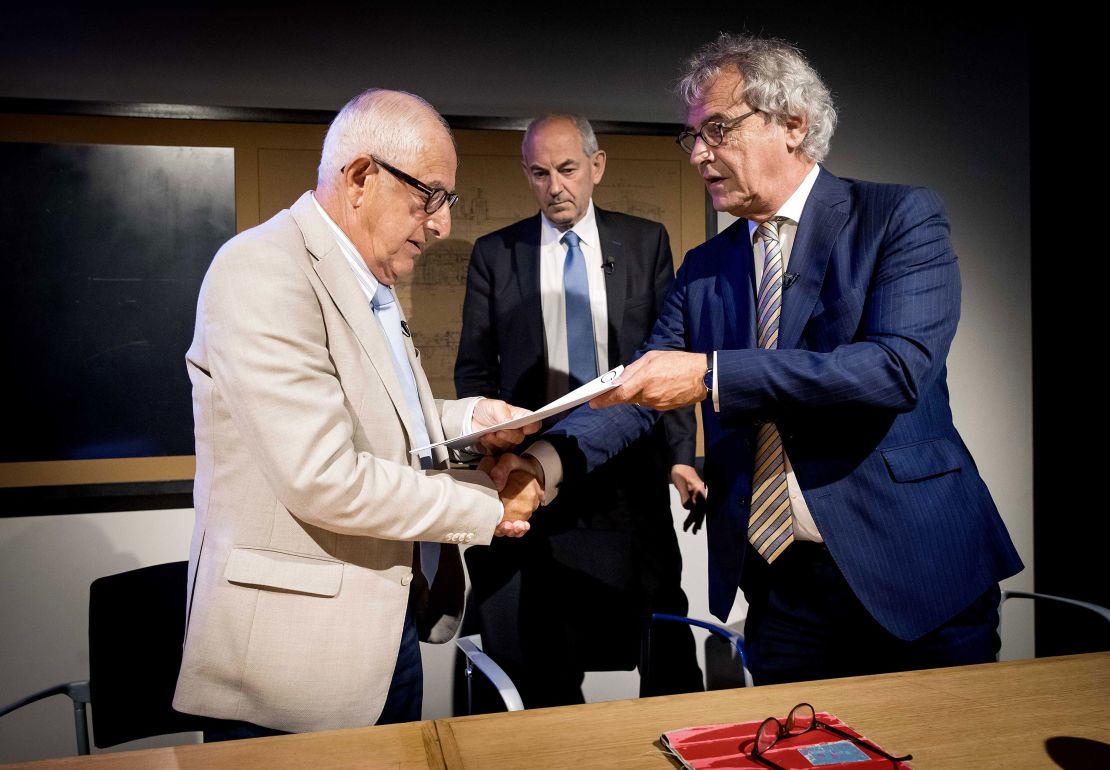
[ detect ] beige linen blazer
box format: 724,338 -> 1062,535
173,192 -> 501,732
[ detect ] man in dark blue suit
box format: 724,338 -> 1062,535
491,33 -> 1023,684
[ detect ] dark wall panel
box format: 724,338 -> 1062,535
0,142 -> 234,461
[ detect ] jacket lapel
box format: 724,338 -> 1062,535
777,169 -> 850,351
512,215 -> 545,362
290,192 -> 418,449
714,220 -> 757,351
597,209 -> 627,369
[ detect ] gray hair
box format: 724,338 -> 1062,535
316,88 -> 452,188
521,113 -> 599,159
677,33 -> 837,163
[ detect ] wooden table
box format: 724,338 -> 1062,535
5,653 -> 1108,769
1,720 -> 446,770
436,652 -> 1110,769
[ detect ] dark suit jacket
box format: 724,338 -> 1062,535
545,169 -> 1024,642
455,207 -> 696,670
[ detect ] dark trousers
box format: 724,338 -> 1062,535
204,596 -> 423,742
743,541 -> 1001,686
454,524 -> 703,714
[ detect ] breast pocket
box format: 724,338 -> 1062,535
880,438 -> 963,483
224,546 -> 343,597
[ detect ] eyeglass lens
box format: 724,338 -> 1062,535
755,717 -> 783,754
754,703 -> 817,755
787,703 -> 815,732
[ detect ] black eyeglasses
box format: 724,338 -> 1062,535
676,109 -> 760,153
341,155 -> 459,214
747,703 -> 912,770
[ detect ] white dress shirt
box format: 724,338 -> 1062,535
739,163 -> 822,542
539,200 -> 609,401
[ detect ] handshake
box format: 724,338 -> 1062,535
469,351 -> 713,539
469,398 -> 547,540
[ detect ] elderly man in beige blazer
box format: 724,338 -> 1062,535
173,89 -> 541,737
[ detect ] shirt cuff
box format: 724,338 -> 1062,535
463,396 -> 483,435
454,396 -> 487,458
712,351 -> 720,413
523,440 -> 562,505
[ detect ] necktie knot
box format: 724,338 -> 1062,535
756,217 -> 785,247
372,283 -> 395,312
561,231 -> 581,249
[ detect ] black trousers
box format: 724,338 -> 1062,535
743,541 -> 1001,686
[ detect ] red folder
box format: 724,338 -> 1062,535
661,711 -> 912,769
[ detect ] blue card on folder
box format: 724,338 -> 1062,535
797,740 -> 872,765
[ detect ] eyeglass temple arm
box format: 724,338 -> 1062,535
818,720 -> 912,762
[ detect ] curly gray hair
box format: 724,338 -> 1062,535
677,33 -> 837,163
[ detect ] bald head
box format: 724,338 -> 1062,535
316,88 -> 453,193
313,88 -> 458,287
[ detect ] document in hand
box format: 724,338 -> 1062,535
411,365 -> 625,454
660,711 -> 912,769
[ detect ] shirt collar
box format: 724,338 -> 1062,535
748,163 -> 822,242
540,199 -> 599,248
311,192 -> 381,295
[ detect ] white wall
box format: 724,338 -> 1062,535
0,509 -> 198,761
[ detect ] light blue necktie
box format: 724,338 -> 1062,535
371,283 -> 439,586
561,231 -> 599,389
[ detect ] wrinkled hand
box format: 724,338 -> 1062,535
480,454 -> 544,537
471,398 -> 540,453
671,463 -> 707,507
589,351 -> 707,411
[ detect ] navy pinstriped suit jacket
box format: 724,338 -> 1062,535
546,168 -> 1023,641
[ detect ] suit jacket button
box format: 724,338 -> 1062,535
401,572 -> 413,586
464,533 -> 474,543
738,498 -> 748,507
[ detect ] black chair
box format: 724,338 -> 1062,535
642,613 -> 753,690
455,634 -> 525,713
0,561 -> 227,755
999,590 -> 1110,659
457,611 -> 754,716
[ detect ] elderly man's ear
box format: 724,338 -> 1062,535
342,155 -> 376,206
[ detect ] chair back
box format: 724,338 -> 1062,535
88,561 -> 225,748
999,590 -> 1110,659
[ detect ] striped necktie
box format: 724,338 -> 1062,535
748,218 -> 795,564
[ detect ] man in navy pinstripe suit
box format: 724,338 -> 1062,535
492,33 -> 1023,684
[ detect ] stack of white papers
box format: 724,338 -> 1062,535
412,365 -> 624,454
